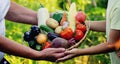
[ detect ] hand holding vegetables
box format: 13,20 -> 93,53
23,3 -> 87,51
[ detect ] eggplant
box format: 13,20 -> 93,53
47,32 -> 59,41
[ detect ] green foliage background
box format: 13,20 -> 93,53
5,0 -> 110,64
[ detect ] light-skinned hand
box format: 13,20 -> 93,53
56,48 -> 80,62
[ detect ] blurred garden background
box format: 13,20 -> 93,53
5,0 -> 109,64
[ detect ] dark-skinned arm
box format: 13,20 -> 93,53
5,2 -> 38,25
1,2 -> 65,62
0,35 -> 65,61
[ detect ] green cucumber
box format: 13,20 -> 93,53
40,25 -> 54,33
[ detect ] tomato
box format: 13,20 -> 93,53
75,11 -> 86,22
42,42 -> 51,49
74,30 -> 84,41
36,34 -> 47,44
60,27 -> 73,40
76,23 -> 86,32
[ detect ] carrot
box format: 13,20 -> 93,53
60,12 -> 67,26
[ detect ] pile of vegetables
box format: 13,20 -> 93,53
23,3 -> 87,51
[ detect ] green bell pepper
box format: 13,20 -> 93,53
52,12 -> 63,23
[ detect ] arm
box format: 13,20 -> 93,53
57,29 -> 120,62
85,20 -> 106,32
0,35 -> 65,61
2,2 -> 65,62
5,2 -> 37,25
78,29 -> 120,55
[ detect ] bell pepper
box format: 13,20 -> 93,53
52,12 -> 63,23
42,42 -> 51,49
74,30 -> 84,41
60,27 -> 73,40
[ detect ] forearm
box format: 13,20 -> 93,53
0,36 -> 42,60
79,42 -> 115,55
85,21 -> 106,32
5,2 -> 37,25
79,29 -> 120,55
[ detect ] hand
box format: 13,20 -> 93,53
39,48 -> 65,62
56,48 -> 80,62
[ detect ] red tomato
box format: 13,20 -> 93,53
60,27 -> 73,40
74,30 -> 84,41
75,11 -> 86,22
76,23 -> 86,32
42,42 -> 51,49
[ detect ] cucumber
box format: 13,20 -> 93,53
40,25 -> 54,33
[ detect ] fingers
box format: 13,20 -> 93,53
56,49 -> 79,62
64,50 -> 72,55
54,48 -> 66,53
56,54 -> 74,62
55,53 -> 65,58
48,53 -> 65,62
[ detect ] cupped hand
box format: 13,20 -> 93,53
40,48 -> 65,62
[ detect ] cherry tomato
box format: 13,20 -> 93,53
42,42 -> 51,49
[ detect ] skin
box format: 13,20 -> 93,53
0,2 -> 65,62
85,21 -> 106,32
57,21 -> 120,62
5,2 -> 38,25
